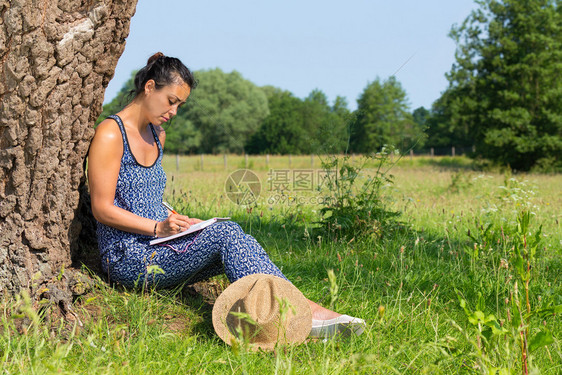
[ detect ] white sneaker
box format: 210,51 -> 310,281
309,314 -> 366,338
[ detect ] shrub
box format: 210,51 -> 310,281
316,149 -> 400,240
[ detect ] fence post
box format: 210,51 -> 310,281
224,154 -> 227,170
266,154 -> 269,169
245,154 -> 248,169
409,149 -> 414,160
200,154 -> 204,171
176,154 -> 180,171
452,146 -> 456,157
430,148 -> 434,158
289,154 -> 292,169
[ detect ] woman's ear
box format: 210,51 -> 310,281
144,79 -> 156,95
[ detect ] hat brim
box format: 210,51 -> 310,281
212,274 -> 312,351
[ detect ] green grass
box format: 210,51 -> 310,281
1,155 -> 561,374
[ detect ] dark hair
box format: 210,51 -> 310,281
131,52 -> 197,98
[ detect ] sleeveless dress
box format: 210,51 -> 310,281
97,115 -> 286,289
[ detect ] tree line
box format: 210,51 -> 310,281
101,0 -> 562,172
99,69 -> 423,156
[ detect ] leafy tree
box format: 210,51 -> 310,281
332,95 -> 351,120
413,106 -> 430,132
260,85 -> 291,100
163,118 -> 201,154
351,76 -> 422,153
328,95 -> 353,153
179,68 -> 269,154
245,92 -> 307,154
246,89 -> 352,155
446,0 -> 562,171
302,90 -> 350,154
424,90 -> 476,150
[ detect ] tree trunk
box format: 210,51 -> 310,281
0,0 -> 138,296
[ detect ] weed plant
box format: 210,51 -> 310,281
316,149 -> 401,241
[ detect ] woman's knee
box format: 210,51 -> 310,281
199,221 -> 245,248
213,220 -> 243,234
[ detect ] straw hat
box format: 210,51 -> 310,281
212,274 -> 312,351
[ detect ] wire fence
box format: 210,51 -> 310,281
162,146 -> 474,173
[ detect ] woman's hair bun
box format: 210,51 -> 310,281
147,52 -> 165,65
129,52 -> 196,100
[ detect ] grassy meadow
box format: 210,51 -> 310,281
2,154 -> 561,374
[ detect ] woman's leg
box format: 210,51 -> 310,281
186,223 -> 342,319
154,221 -> 345,321
182,258 -> 224,285
150,221 -> 287,287
194,221 -> 288,282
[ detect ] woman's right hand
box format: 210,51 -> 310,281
155,214 -> 192,237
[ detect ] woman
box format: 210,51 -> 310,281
88,52 -> 364,338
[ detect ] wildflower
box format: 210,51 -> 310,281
500,258 -> 509,269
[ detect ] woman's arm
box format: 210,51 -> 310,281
154,124 -> 203,226
88,120 -> 191,237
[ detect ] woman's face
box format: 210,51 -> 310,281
143,80 -> 191,126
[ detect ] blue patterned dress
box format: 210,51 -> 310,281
97,115 -> 287,289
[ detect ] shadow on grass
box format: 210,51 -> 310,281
235,211 -> 528,311
414,156 -> 478,171
232,211 -> 473,295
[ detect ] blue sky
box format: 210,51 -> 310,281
104,0 -> 477,111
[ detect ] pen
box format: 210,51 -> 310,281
162,201 -> 178,214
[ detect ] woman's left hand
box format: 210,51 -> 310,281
187,218 -> 204,225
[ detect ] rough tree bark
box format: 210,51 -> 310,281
0,0 -> 138,300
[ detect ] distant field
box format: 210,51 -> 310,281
2,154 -> 560,374
163,153 -> 561,239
